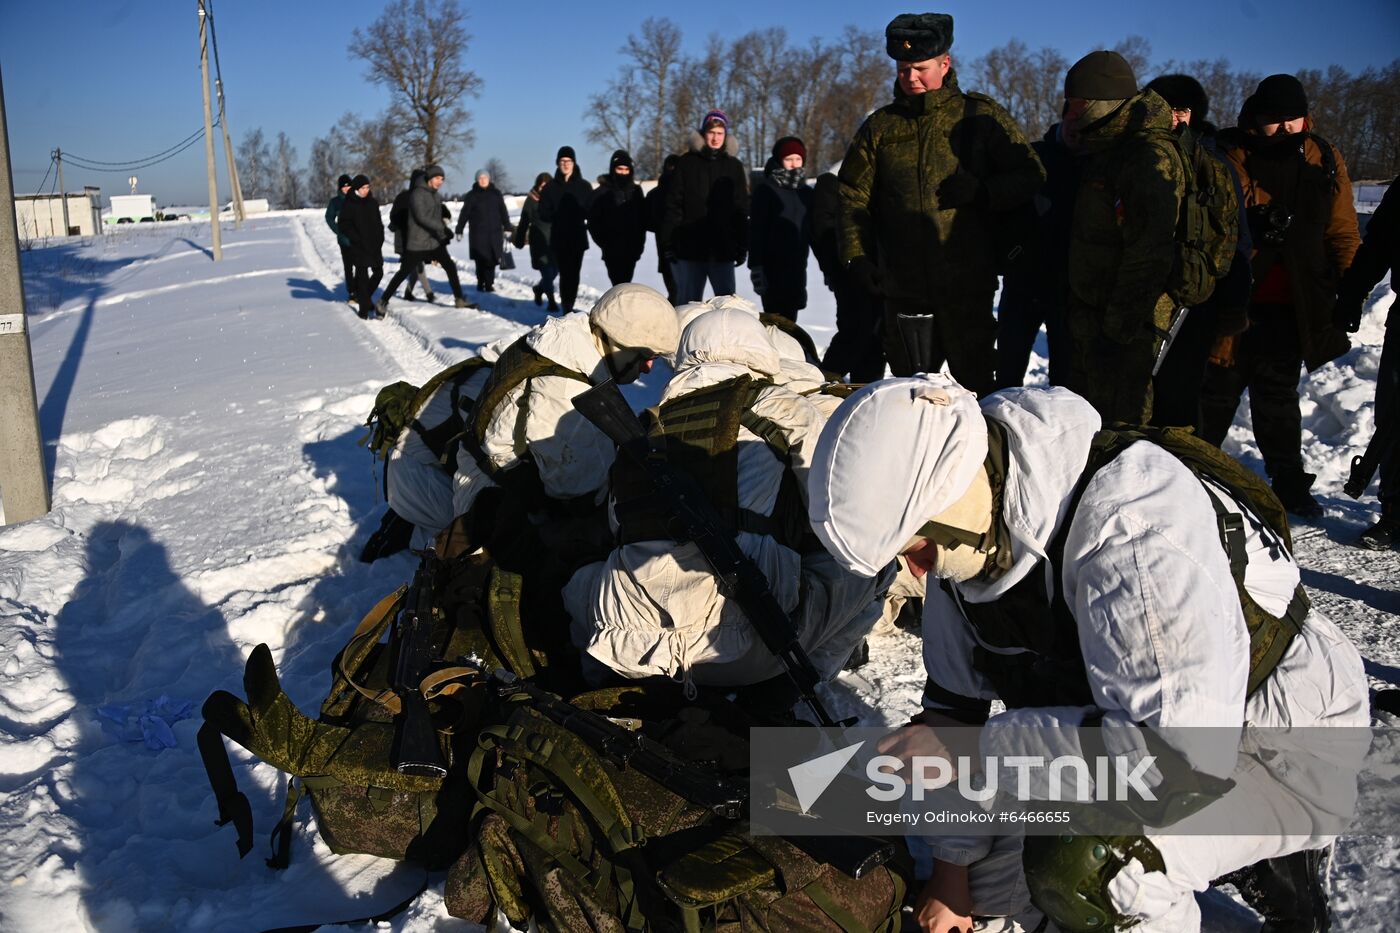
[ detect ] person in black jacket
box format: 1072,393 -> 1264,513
749,136 -> 813,321
456,170 -> 513,293
515,172 -> 560,311
385,170 -> 435,303
645,154 -> 681,304
1335,176 -> 1399,549
589,149 -> 648,286
539,146 -> 593,313
662,109 -> 749,302
814,171 -> 885,381
338,174 -> 385,320
325,173 -> 355,303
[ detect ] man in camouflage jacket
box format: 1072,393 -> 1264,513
1062,51 -> 1185,425
838,13 -> 1043,392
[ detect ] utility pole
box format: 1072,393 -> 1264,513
0,66 -> 52,525
197,0 -> 221,260
54,147 -> 69,236
216,79 -> 244,226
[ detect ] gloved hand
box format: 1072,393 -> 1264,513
1333,295 -> 1364,333
750,266 -> 767,295
847,256 -> 883,297
935,171 -> 984,210
734,248 -> 747,267
338,234 -> 350,247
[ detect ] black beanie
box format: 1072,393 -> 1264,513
1146,74 -> 1209,124
1065,50 -> 1138,101
609,149 -> 634,171
1252,74 -> 1309,119
336,173 -> 353,188
885,13 -> 953,61
350,174 -> 370,189
557,145 -> 577,163
422,164 -> 445,180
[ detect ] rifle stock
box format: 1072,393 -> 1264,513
573,380 -> 848,728
1345,410 -> 1395,499
390,552 -> 448,777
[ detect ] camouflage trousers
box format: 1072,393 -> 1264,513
1065,294 -> 1175,425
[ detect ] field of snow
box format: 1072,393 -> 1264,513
0,209 -> 1396,930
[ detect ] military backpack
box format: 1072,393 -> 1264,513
1160,127 -> 1241,309
360,358 -> 491,469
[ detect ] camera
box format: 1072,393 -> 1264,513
1248,202 -> 1293,248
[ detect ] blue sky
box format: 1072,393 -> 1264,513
3,0 -> 1397,206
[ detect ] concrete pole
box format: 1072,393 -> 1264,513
198,0 -> 221,260
55,147 -> 70,236
0,66 -> 52,524
216,80 -> 244,226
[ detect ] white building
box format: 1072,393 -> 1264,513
108,193 -> 157,224
14,188 -> 103,237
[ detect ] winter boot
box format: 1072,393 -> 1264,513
532,284 -> 544,306
1272,471 -> 1324,520
1357,501 -> 1398,550
454,296 -> 477,310
1218,848 -> 1332,932
843,638 -> 870,672
424,288 -> 436,304
547,294 -> 559,313
359,508 -> 414,563
375,297 -> 389,315
1372,688 -> 1400,717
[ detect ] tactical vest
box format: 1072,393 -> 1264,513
610,375 -> 818,553
936,423 -> 1308,718
462,337 -> 591,483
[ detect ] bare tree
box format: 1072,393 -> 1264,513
1110,35 -> 1153,82
481,156 -> 513,193
306,125 -> 351,200
623,18 -> 684,178
348,0 -> 483,168
339,111 -> 410,193
235,128 -> 272,200
587,67 -> 646,173
271,132 -> 302,209
967,40 -> 1068,138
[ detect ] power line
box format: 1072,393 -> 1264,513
34,154 -> 54,194
62,126 -> 216,172
61,126 -> 210,168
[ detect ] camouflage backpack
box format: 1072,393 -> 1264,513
198,556 -> 555,872
361,358 -> 490,465
1160,127 -> 1240,309
445,678 -> 911,932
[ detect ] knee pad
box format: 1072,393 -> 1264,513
1022,834 -> 1164,931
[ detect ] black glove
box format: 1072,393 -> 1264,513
1333,295 -> 1364,334
750,266 -> 767,295
847,256 -> 883,297
734,248 -> 747,267
935,171 -> 984,210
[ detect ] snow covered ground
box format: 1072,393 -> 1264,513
0,210 -> 1396,931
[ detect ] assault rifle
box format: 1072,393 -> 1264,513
1152,307 -> 1190,376
1345,409 -> 1395,499
390,550 -> 449,777
485,665 -> 895,880
572,379 -> 851,730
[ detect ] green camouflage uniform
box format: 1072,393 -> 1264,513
1066,89 -> 1185,424
838,76 -> 1044,391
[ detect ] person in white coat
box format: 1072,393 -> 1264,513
564,308 -> 894,693
807,374 -> 1369,933
450,284 -> 679,564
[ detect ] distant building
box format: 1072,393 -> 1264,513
14,187 -> 102,237
108,193 -> 157,224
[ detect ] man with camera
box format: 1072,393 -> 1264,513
1199,75 -> 1360,518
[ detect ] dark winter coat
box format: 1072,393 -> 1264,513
838,75 -> 1044,302
662,135 -> 750,263
645,173 -> 674,270
513,189 -> 555,271
1000,123 -> 1080,309
539,169 -> 593,255
338,190 -> 385,264
456,183 -> 511,265
749,163 -> 813,293
404,175 -> 453,253
588,175 -> 647,263
388,184 -> 413,256
1337,175 -> 1399,313
810,173 -> 842,281
1217,126 -> 1361,370
325,192 -> 349,247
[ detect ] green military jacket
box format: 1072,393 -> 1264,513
1067,90 -> 1185,347
838,76 -> 1044,303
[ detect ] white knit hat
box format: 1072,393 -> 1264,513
809,374 -> 987,577
589,284 -> 680,357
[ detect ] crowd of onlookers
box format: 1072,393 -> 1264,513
325,14 -> 1395,551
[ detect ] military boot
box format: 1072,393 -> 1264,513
1272,471 -> 1324,520
359,508 -> 414,563
1219,848 -> 1332,932
1357,500 -> 1398,550
454,296 -> 477,310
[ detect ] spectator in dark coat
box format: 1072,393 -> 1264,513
645,154 -> 681,304
813,171 -> 885,382
514,172 -> 559,312
749,136 -> 813,321
379,164 -> 473,311
338,174 -> 385,320
385,170 -> 435,303
325,173 -> 355,302
995,117 -> 1080,389
539,146 -> 593,313
456,170 -> 512,293
1335,175 -> 1399,549
662,109 -> 749,302
589,149 -> 648,286
1146,74 -> 1254,431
